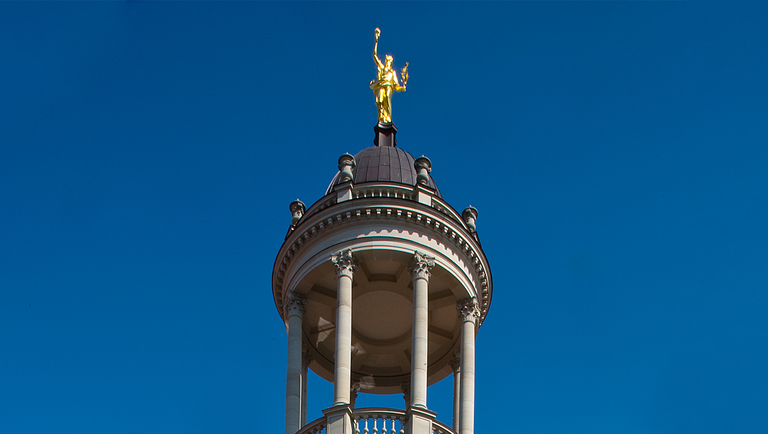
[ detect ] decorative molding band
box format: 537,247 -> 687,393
331,248 -> 357,278
300,183 -> 465,232
283,292 -> 306,318
409,251 -> 435,280
457,297 -> 480,323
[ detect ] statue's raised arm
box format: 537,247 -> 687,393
373,28 -> 384,70
369,28 -> 408,124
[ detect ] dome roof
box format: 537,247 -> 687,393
326,145 -> 441,197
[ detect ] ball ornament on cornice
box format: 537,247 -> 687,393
289,199 -> 306,226
414,156 -> 432,186
338,153 -> 356,183
462,205 -> 478,233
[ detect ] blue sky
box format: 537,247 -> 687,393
1,2 -> 767,433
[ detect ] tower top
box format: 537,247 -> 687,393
274,31 -> 491,434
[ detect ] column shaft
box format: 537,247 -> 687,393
409,252 -> 434,410
331,249 -> 356,407
284,295 -> 305,434
301,351 -> 310,426
457,298 -> 479,434
452,361 -> 461,430
459,319 -> 475,434
411,276 -> 429,408
334,272 -> 353,405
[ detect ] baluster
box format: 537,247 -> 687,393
364,416 -> 369,434
398,416 -> 405,434
372,416 -> 378,434
354,416 -> 360,434
390,416 -> 396,434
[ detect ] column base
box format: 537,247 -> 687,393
323,405 -> 353,434
404,406 -> 437,434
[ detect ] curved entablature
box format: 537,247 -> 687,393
273,187 -> 493,326
298,182 -> 469,238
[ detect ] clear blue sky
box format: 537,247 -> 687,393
1,2 -> 766,433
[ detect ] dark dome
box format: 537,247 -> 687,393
326,146 -> 441,197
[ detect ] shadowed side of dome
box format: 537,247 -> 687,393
326,145 -> 441,196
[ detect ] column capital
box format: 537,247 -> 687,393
449,350 -> 461,374
409,251 -> 435,281
284,292 -> 306,318
350,383 -> 361,409
302,348 -> 313,368
331,249 -> 357,278
401,382 -> 411,410
457,297 -> 480,323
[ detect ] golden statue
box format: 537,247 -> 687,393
370,28 -> 408,124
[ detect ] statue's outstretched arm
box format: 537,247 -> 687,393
394,77 -> 406,92
373,28 -> 383,70
394,65 -> 407,92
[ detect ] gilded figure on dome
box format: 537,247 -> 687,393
370,28 -> 408,124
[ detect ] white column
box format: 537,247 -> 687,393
409,252 -> 434,409
457,298 -> 479,434
450,352 -> 461,431
284,292 -> 306,434
331,249 -> 356,406
301,350 -> 312,426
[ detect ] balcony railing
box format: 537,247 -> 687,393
353,408 -> 406,434
296,407 -> 455,434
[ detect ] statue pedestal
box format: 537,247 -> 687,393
374,122 -> 398,147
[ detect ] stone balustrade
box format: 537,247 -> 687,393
295,408 -> 456,434
354,408 -> 406,434
430,419 -> 453,434
296,415 -> 328,434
